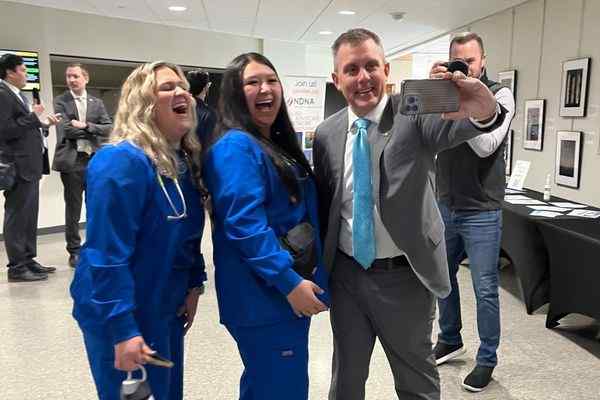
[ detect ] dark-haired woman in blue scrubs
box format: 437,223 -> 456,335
202,52 -> 329,400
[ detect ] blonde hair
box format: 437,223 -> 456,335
110,61 -> 201,180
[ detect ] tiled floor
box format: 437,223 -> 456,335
0,230 -> 599,399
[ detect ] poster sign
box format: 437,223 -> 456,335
283,76 -> 327,133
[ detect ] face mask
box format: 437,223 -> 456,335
120,365 -> 154,400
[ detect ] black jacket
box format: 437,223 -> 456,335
436,73 -> 510,210
195,98 -> 216,147
0,81 -> 45,181
51,91 -> 112,172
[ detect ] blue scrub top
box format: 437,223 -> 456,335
203,129 -> 328,328
71,141 -> 206,345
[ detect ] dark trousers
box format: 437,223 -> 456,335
329,251 -> 440,400
3,179 -> 40,268
60,166 -> 86,255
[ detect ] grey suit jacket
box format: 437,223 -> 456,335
52,91 -> 112,172
313,94 -> 505,298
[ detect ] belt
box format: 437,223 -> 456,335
370,255 -> 410,271
338,250 -> 410,271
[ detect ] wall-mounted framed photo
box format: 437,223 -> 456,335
523,99 -> 545,151
498,70 -> 517,99
559,57 -> 590,117
504,129 -> 513,175
555,131 -> 582,188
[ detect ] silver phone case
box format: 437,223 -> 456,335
399,79 -> 459,115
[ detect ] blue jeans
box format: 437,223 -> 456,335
437,203 -> 502,367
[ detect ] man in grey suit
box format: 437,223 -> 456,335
313,28 -> 505,399
0,53 -> 61,282
52,64 -> 112,268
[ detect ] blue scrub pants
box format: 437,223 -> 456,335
226,318 -> 311,400
82,316 -> 185,400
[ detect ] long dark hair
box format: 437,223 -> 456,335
212,52 -> 313,201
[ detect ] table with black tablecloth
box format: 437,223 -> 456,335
501,189 -> 600,327
537,218 -> 600,328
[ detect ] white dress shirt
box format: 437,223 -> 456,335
71,90 -> 93,155
338,94 -> 404,259
467,87 -> 515,157
71,90 -> 88,122
2,79 -> 29,108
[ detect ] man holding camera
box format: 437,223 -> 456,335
431,32 -> 515,392
313,28 -> 507,399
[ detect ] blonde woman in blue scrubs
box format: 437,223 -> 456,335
70,61 -> 206,400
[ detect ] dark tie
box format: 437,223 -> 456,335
352,117 -> 376,269
19,92 -> 30,110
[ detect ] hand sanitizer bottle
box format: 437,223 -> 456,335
543,174 -> 551,201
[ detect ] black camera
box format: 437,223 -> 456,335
443,59 -> 469,76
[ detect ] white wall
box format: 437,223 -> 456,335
0,0 -> 261,232
263,39 -> 332,79
469,0 -> 600,207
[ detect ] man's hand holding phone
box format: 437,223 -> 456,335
427,59 -> 498,121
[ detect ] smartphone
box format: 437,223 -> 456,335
399,79 -> 459,115
146,352 -> 174,368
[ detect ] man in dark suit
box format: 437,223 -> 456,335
52,63 -> 112,268
186,69 -> 216,146
0,53 -> 61,282
313,28 -> 505,399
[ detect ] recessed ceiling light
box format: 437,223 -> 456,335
319,31 -> 333,35
168,6 -> 187,12
338,10 -> 355,15
389,11 -> 405,21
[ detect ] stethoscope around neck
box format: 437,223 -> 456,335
156,172 -> 187,220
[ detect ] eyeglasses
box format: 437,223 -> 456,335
157,172 -> 187,220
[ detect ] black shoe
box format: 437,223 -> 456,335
8,266 -> 48,282
68,254 -> 80,269
433,342 -> 466,366
462,365 -> 494,392
28,261 -> 56,274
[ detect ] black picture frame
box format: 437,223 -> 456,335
555,131 -> 582,188
559,58 -> 590,117
498,70 -> 517,100
523,99 -> 545,151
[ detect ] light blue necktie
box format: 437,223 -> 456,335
352,118 -> 376,269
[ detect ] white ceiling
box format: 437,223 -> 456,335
6,0 -> 527,53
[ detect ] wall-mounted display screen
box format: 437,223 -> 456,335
0,49 -> 40,91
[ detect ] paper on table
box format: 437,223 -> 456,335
505,188 -> 523,194
505,199 -> 547,205
507,160 -> 530,190
567,209 -> 600,218
527,206 -> 569,212
549,202 -> 588,209
505,195 -> 531,200
529,210 -> 562,218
